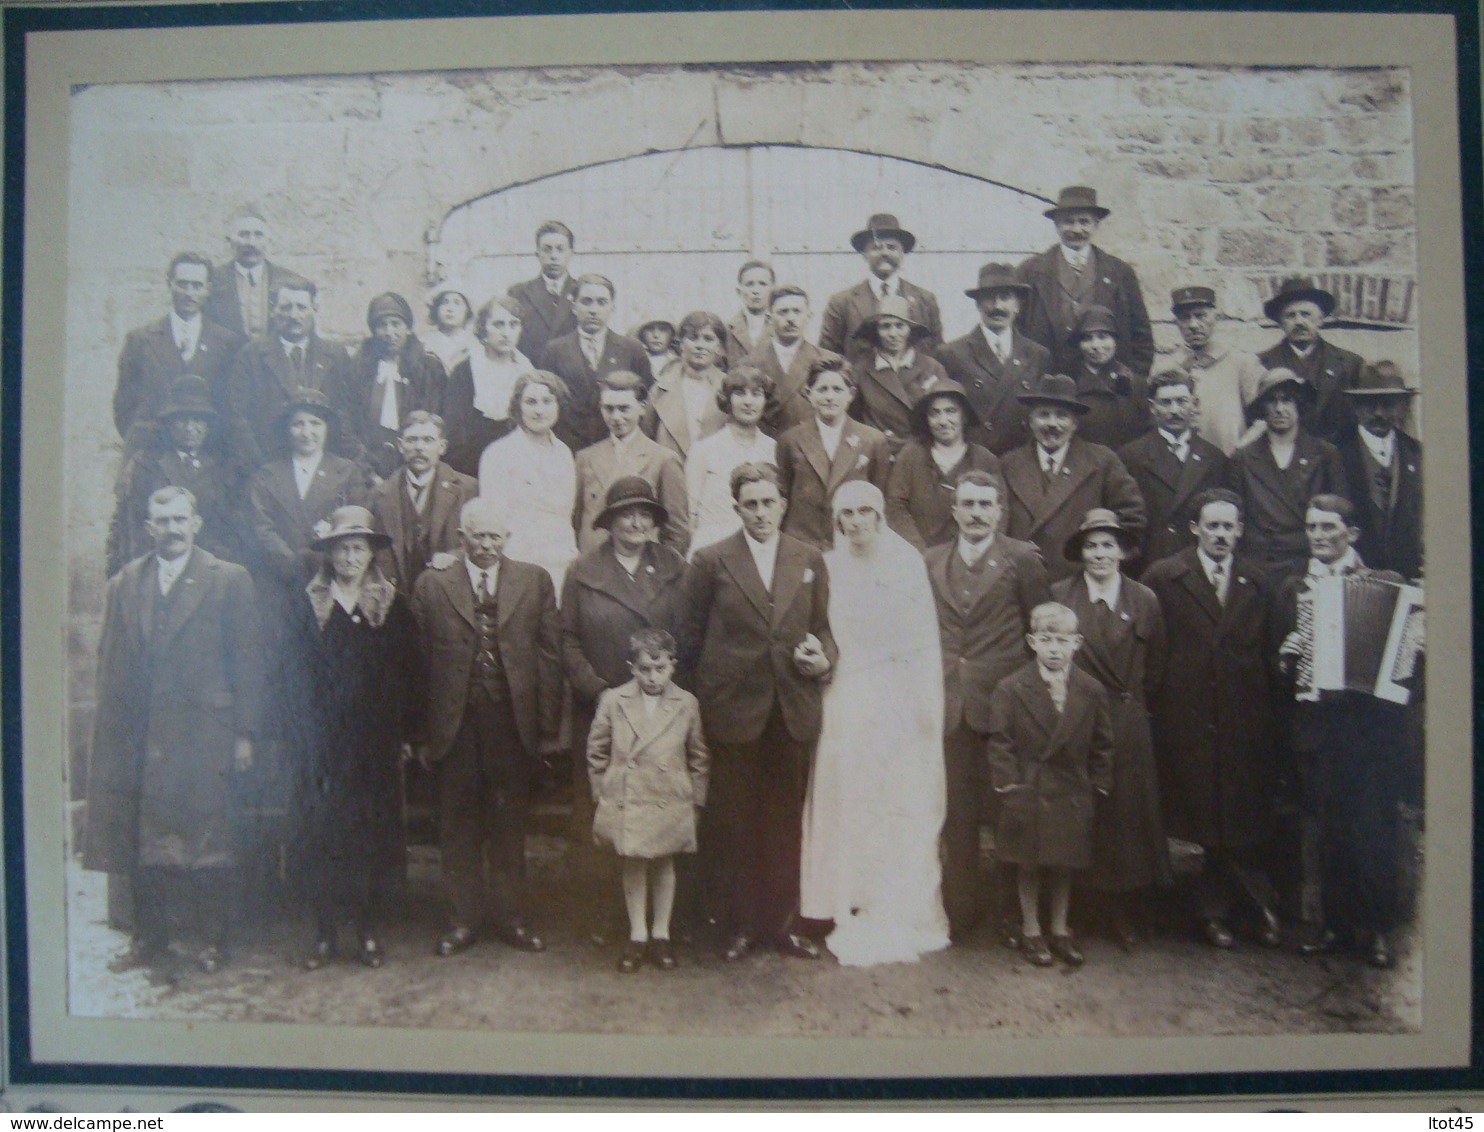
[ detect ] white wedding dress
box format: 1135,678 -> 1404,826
799,514 -> 950,967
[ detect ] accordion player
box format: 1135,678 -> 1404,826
1293,571 -> 1424,704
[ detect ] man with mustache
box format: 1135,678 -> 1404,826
1257,277 -> 1366,445
1149,285 -> 1265,457
818,213 -> 942,357
937,263 -> 1052,456
203,209 -> 297,341
742,285 -> 833,437
1333,361 -> 1422,580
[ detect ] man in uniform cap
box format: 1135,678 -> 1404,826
818,213 -> 943,356
1015,187 -> 1154,379
1150,285 -> 1266,457
937,262 -> 1052,456
1257,276 -> 1366,444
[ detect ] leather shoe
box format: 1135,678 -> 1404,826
196,946 -> 225,974
777,933 -> 823,960
436,925 -> 477,957
1021,933 -> 1054,967
617,940 -> 647,974
723,933 -> 754,962
496,925 -> 545,953
303,938 -> 335,971
359,936 -> 384,969
1049,932 -> 1085,968
1109,908 -> 1139,953
1001,922 -> 1023,952
1253,908 -> 1282,949
1299,928 -> 1340,956
650,938 -> 677,970
108,941 -> 167,974
1201,918 -> 1235,949
1367,932 -> 1395,969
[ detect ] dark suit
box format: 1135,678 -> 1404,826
1117,430 -> 1229,566
1335,428 -> 1422,580
367,461 -> 479,596
1227,432 -> 1348,572
935,327 -> 1052,455
107,446 -> 247,577
410,555 -> 562,931
1257,337 -> 1366,444
113,316 -> 244,457
925,534 -> 1049,933
725,310 -> 770,371
508,274 -> 579,362
743,339 -> 833,438
818,279 -> 943,357
203,260 -> 296,339
683,531 -> 837,940
885,441 -> 1002,552
1069,361 -> 1152,453
347,338 -> 448,478
225,333 -> 361,468
1000,438 -> 1147,583
847,351 -> 950,456
536,330 -> 653,452
774,418 -> 892,550
572,433 -> 689,557
1015,245 -> 1154,376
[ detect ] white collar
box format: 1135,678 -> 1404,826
1158,426 -> 1192,451
872,275 -> 899,298
1287,340 -> 1317,360
875,348 -> 916,371
169,310 -> 201,341
1084,571 -> 1122,607
1060,244 -> 1090,268
578,326 -> 606,344
1358,426 -> 1395,467
406,467 -> 435,489
817,416 -> 845,442
544,273 -> 569,296
329,578 -> 360,615
292,452 -> 323,476
1196,547 -> 1232,582
1308,548 -> 1362,578
236,262 -> 262,284
464,556 -> 500,591
773,337 -> 801,363
1037,662 -> 1069,688
155,550 -> 191,590
611,429 -> 641,451
1038,441 -> 1070,471
281,336 -> 309,355
614,548 -> 642,576
957,532 -> 996,565
979,324 -> 1013,351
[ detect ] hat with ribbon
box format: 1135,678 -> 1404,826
1044,185 -> 1111,221
853,294 -> 932,343
310,505 -> 393,552
1017,372 -> 1090,414
1343,360 -> 1419,399
1063,507 -> 1138,561
850,212 -> 917,254
157,375 -> 219,422
1262,275 -> 1337,322
964,262 -> 1032,301
592,475 -> 670,531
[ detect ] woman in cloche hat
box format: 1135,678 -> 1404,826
849,294 -> 950,457
282,505 -> 422,973
1067,305 -> 1151,453
1050,509 -> 1172,952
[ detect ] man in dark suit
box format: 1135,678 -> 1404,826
1015,186 -> 1154,377
743,284 -> 832,437
923,470 -> 1049,940
535,273 -> 653,452
1118,371 -> 1229,567
113,251 -> 244,460
999,373 -> 1147,583
367,410 -> 478,597
507,220 -> 580,361
818,213 -> 943,356
937,262 -> 1052,455
683,462 -> 837,961
410,497 -> 562,958
1257,276 -> 1367,444
1334,362 -> 1422,580
725,259 -> 775,370
224,278 -> 361,470
202,210 -> 295,341
84,486 -> 262,977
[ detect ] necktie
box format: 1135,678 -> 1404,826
878,280 -> 891,301
482,570 -> 495,602
409,478 -> 428,514
291,345 -> 306,384
178,334 -> 192,361
581,336 -> 600,370
1212,561 -> 1226,606
1168,435 -> 1186,462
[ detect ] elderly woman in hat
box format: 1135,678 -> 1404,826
1068,305 -> 1151,454
281,505 -> 423,971
443,295 -> 536,475
847,294 -> 950,458
1050,509 -> 1171,950
647,310 -> 729,460
1226,367 -> 1349,573
350,291 -> 448,480
885,378 -> 1002,552
685,364 -> 778,556
423,281 -> 476,376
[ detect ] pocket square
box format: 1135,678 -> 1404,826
803,568 -> 815,584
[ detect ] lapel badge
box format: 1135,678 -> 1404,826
646,565 -> 655,574
803,568 -> 815,584
1407,464 -> 1416,473
1193,454 -> 1202,462
1120,611 -> 1130,620
1298,458 -> 1308,466
1102,276 -> 1112,284
1238,576 -> 1248,585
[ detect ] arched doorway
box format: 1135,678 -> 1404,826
433,145 -> 1051,341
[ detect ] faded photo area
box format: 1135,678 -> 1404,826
63,60 -> 1424,1042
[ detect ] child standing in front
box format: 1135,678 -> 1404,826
988,602 -> 1114,968
587,629 -> 710,972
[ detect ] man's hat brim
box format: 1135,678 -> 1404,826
850,228 -> 917,254
964,281 -> 1032,300
1017,393 -> 1090,414
1263,287 -> 1337,322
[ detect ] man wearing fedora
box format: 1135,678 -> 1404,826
108,375 -> 248,577
818,213 -> 943,357
508,220 -> 581,362
846,294 -> 951,457
1334,361 -> 1422,580
1257,276 -> 1366,445
1150,285 -> 1266,457
937,263 -> 1052,456
999,373 -> 1146,584
410,497 -> 562,959
366,410 -> 479,598
1015,186 -> 1154,379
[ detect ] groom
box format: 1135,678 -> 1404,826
683,462 -> 837,961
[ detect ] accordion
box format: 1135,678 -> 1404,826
1294,573 -> 1424,704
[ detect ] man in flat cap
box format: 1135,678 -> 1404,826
937,263 -> 1052,456
1256,276 -> 1366,444
1150,285 -> 1266,457
818,213 -> 942,356
1015,186 -> 1154,379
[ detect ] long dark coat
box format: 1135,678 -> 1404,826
934,327 -> 1051,455
83,549 -> 263,874
1051,574 -> 1172,891
774,418 -> 892,550
818,279 -> 944,357
987,663 -> 1114,869
107,444 -> 248,577
885,440 -> 1002,552
347,336 -> 447,478
508,274 -> 579,362
281,572 -> 422,903
1015,244 -> 1155,376
1117,429 -> 1229,568
1257,336 -> 1366,445
536,330 -> 653,453
1140,548 -> 1282,849
1226,431 -> 1348,571
1068,360 -> 1152,454
1335,429 -> 1423,581
224,332 -> 361,469
439,357 -> 517,477
112,315 -> 243,456
846,351 -> 950,457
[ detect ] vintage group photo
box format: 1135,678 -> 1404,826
51,46 -> 1437,1060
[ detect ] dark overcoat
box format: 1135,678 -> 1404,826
818,279 -> 943,357
1015,244 -> 1155,376
508,274 -> 579,362
934,327 -> 1051,455
1226,432 -> 1348,570
83,549 -> 262,874
438,357 -> 517,476
113,316 -> 243,455
774,418 -> 892,550
1051,574 -> 1172,891
1069,360 -> 1152,454
743,339 -> 834,438
1257,337 -> 1366,444
225,333 -> 361,469
1140,548 -> 1281,849
347,336 -> 447,478
367,461 -> 478,597
107,445 -> 248,577
846,351 -> 950,457
536,330 -> 653,453
1116,429 -> 1229,567
247,455 -> 366,593
1335,429 -> 1423,580
885,440 -> 1002,552
203,259 -> 297,338
987,663 -> 1114,869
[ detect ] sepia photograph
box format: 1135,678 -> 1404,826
8,1 -> 1475,1099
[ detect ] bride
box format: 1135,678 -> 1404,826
799,480 -> 950,966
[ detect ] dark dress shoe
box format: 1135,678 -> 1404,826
1253,908 -> 1282,949
436,925 -> 477,957
778,933 -> 823,960
359,936 -> 384,968
723,933 -> 754,962
1299,927 -> 1340,956
303,938 -> 335,971
197,946 -> 226,974
617,940 -> 647,974
1367,932 -> 1395,969
1201,918 -> 1235,949
649,938 -> 677,970
1109,908 -> 1139,953
1021,933 -> 1054,967
108,941 -> 168,974
496,925 -> 546,953
1049,932 -> 1085,967
1001,920 -> 1023,951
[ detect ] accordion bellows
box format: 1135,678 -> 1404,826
1295,573 -> 1424,704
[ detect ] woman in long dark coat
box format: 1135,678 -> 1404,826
885,379 -> 1001,552
1051,508 -> 1171,949
283,506 -> 423,970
